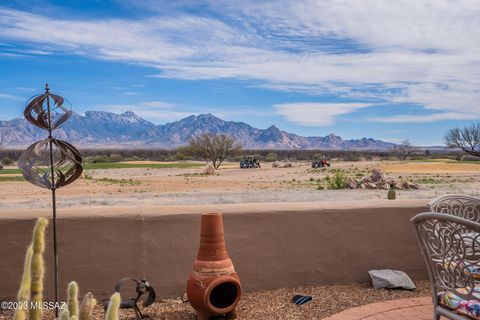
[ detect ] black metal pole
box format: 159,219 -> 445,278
45,83 -> 59,318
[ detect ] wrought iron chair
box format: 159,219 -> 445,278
412,212 -> 480,319
429,195 -> 480,222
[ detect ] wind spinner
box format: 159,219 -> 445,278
18,84 -> 83,316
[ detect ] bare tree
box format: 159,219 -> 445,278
186,133 -> 241,169
445,123 -> 480,158
392,140 -> 417,161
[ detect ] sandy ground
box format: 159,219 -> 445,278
1,160 -> 479,210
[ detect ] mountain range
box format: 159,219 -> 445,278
0,111 -> 396,150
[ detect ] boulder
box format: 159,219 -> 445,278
272,161 -> 280,168
359,183 -> 366,189
361,176 -> 373,184
346,179 -> 357,189
365,182 -> 377,189
283,162 -> 293,168
371,169 -> 384,182
408,182 -> 419,190
379,182 -> 390,190
368,269 -> 416,290
204,164 -> 215,175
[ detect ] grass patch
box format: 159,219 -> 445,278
0,175 -> 25,182
0,168 -> 21,174
0,162 -> 202,175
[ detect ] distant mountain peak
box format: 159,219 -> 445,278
0,110 -> 397,150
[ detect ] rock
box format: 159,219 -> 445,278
408,182 -> 419,190
283,162 -> 293,168
365,182 -> 377,189
204,164 -> 215,175
401,181 -> 410,190
346,179 -> 357,189
368,269 -> 416,290
371,169 -> 384,182
379,182 -> 390,190
361,176 -> 373,184
272,161 -> 280,168
359,183 -> 366,189
182,292 -> 189,302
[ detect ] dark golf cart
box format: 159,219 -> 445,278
240,156 -> 261,169
311,158 -> 331,168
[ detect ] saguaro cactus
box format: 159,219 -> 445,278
14,245 -> 33,320
29,217 -> 48,320
106,292 -> 121,320
78,292 -> 96,320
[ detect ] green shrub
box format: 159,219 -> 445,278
1,157 -> 13,165
265,152 -> 278,162
325,171 -> 347,189
108,154 -> 124,163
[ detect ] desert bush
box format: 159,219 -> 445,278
108,154 -> 124,163
2,157 -> 13,165
184,133 -> 241,169
325,171 -> 348,189
265,152 -> 278,162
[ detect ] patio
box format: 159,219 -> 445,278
325,297 -> 432,320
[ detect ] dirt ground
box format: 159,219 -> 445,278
1,160 -> 479,210
0,280 -> 431,320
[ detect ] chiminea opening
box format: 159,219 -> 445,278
209,282 -> 238,309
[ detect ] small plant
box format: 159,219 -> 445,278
2,157 -> 14,165
325,171 -> 347,189
388,185 -> 396,200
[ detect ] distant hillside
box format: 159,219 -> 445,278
0,111 -> 396,150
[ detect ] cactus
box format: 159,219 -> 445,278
79,292 -> 96,320
28,217 -> 48,320
105,292 -> 121,320
67,281 -> 79,319
60,308 -> 70,320
388,185 -> 396,200
15,218 -> 102,320
14,245 -> 33,320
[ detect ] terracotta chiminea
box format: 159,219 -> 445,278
187,212 -> 242,320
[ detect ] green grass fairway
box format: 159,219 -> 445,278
0,162 -> 202,175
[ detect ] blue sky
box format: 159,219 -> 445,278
1,0 -> 479,146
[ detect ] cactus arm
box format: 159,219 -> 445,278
14,245 -> 33,320
105,292 -> 121,320
28,218 -> 48,320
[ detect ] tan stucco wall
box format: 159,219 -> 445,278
0,200 -> 429,301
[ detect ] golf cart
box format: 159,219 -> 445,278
311,158 -> 331,168
240,156 -> 261,169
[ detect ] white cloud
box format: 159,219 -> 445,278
0,92 -> 23,101
1,2 -> 480,123
370,112 -> 477,123
275,102 -> 372,126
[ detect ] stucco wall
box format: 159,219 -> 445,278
0,200 -> 429,301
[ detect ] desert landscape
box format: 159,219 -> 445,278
1,159 -> 479,211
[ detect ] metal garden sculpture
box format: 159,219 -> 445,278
18,84 -> 83,316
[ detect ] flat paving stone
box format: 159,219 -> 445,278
324,296 -> 432,320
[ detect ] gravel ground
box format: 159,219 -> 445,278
0,280 -> 431,320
